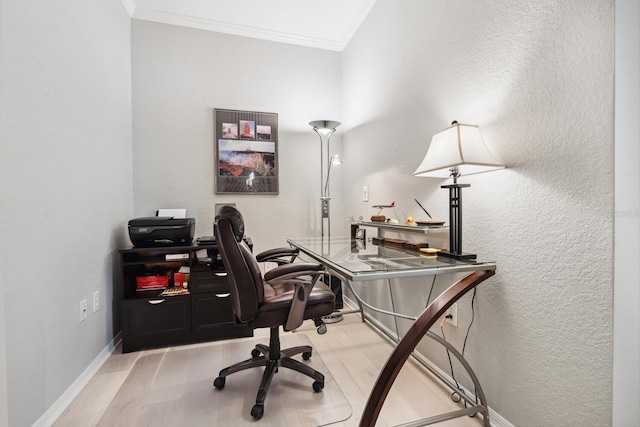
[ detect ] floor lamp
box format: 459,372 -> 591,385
309,120 -> 343,322
309,120 -> 341,240
414,121 -> 504,259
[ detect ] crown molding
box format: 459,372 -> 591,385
126,0 -> 377,51
337,0 -> 377,50
120,0 -> 136,17
131,7 -> 343,51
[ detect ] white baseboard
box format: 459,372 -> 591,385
342,297 -> 514,427
33,333 -> 121,427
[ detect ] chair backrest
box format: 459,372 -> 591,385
215,206 -> 264,323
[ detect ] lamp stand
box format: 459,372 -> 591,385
439,182 -> 477,260
321,196 -> 330,243
309,120 -> 344,323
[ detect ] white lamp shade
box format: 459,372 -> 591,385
413,123 -> 504,178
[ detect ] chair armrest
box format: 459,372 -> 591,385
264,263 -> 325,331
256,247 -> 299,265
264,262 -> 322,282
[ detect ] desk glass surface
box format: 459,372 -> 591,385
287,237 -> 496,282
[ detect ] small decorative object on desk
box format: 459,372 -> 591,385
419,247 -> 443,257
372,201 -> 395,213
384,238 -> 407,249
372,201 -> 402,224
416,220 -> 445,226
414,198 -> 445,226
404,241 -> 429,251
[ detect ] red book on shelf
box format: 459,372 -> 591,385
136,275 -> 169,290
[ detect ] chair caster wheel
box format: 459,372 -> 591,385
302,351 -> 312,360
213,377 -> 225,389
314,318 -> 327,334
251,404 -> 264,419
312,381 -> 324,392
251,348 -> 261,358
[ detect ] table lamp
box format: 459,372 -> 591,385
414,121 -> 504,259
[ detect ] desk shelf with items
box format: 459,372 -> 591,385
117,243 -> 252,353
357,220 -> 448,234
356,221 -> 449,255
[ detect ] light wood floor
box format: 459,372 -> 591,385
54,313 -> 483,426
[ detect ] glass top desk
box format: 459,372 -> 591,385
287,236 -> 494,281
287,236 -> 496,427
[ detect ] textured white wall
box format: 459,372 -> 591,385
131,20 -> 344,255
341,1 -> 614,425
0,1 -> 133,425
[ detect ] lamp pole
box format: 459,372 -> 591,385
320,128 -> 335,239
309,120 -> 341,240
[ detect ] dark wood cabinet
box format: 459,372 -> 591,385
117,243 -> 252,353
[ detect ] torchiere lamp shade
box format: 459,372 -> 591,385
309,120 -> 341,136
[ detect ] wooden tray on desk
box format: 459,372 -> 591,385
416,220 -> 445,226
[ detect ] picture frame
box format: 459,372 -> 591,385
214,109 -> 279,194
256,125 -> 271,140
222,123 -> 238,139
239,120 -> 255,139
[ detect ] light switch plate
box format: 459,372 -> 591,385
93,291 -> 100,313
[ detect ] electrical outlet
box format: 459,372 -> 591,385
362,186 -> 369,202
445,303 -> 458,327
80,299 -> 88,322
92,291 -> 100,313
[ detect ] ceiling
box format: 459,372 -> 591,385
123,0 -> 378,51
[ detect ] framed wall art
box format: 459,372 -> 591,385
214,108 -> 278,194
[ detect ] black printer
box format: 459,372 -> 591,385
128,217 -> 195,247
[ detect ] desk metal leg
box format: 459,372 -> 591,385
340,275 -> 417,322
323,271 -> 366,320
359,269 -> 495,427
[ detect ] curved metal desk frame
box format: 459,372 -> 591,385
359,269 -> 494,427
287,237 -> 496,427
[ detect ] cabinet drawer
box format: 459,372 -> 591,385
189,270 -> 228,293
191,292 -> 252,339
121,296 -> 191,352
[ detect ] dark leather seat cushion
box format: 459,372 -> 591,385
254,281 -> 335,328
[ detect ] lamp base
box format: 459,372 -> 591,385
437,251 -> 477,260
322,313 -> 344,323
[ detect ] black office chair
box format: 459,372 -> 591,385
213,206 -> 336,420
